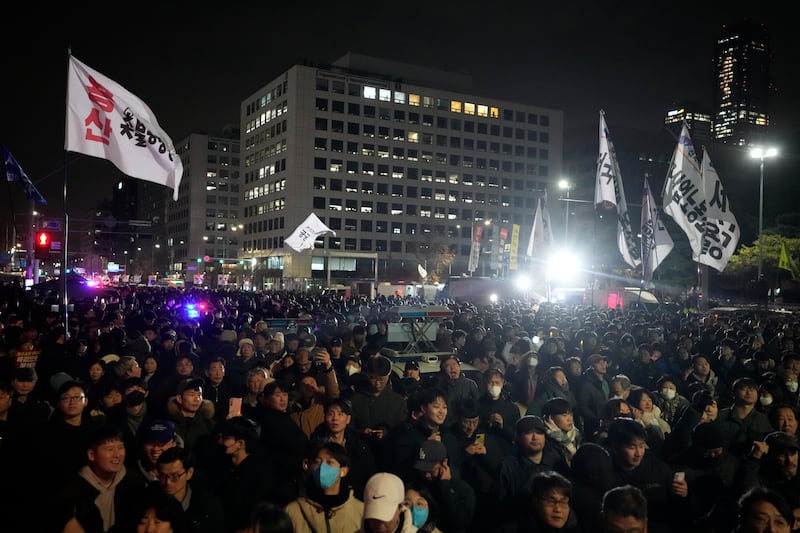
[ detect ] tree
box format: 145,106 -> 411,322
415,234 -> 456,283
725,233 -> 800,301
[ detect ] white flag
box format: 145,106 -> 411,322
595,111 -> 641,268
467,223 -> 483,272
662,123 -> 705,260
66,55 -> 183,201
527,195 -> 553,258
418,264 -> 428,279
285,213 -> 335,252
641,176 -> 673,282
698,149 -> 739,271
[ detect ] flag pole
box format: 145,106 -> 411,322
62,49 -> 71,329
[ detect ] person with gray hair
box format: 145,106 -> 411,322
113,355 -> 142,383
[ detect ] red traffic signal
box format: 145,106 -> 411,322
35,231 -> 51,259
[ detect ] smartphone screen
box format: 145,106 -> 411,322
229,397 -> 242,417
475,433 -> 486,445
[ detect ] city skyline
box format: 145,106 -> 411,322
2,3 -> 797,245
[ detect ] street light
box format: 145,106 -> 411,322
750,147 -> 778,279
558,179 -> 572,242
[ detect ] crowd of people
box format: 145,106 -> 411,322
1,283 -> 800,532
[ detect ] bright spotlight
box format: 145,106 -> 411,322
548,249 -> 581,282
489,293 -> 498,303
514,275 -> 532,292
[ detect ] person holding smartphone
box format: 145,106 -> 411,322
450,397 -> 508,532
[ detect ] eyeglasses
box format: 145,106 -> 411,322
60,394 -> 86,403
157,471 -> 186,482
540,497 -> 570,509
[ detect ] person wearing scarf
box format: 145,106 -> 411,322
285,440 -> 364,533
542,398 -> 581,464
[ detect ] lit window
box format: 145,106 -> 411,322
379,89 -> 391,102
394,91 -> 406,104
450,101 -> 462,113
408,131 -> 419,143
409,94 -> 420,107
490,107 -> 500,118
363,86 -> 377,99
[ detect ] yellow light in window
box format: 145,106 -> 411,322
451,101 -> 463,113
464,102 -> 475,115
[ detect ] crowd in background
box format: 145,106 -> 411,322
0,283 -> 799,532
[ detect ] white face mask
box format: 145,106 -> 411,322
488,385 -> 502,399
787,381 -> 799,393
346,366 -> 359,376
760,395 -> 773,407
528,357 -> 538,368
661,388 -> 676,401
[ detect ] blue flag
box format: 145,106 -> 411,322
3,147 -> 47,205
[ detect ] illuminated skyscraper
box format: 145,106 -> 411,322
713,21 -> 771,145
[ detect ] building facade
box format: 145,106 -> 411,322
713,21 -> 771,146
240,53 -> 563,288
159,129 -> 241,286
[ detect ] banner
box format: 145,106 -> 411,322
284,213 -> 336,252
662,123 -> 705,260
467,224 -> 483,272
418,264 -> 428,279
66,55 -> 183,201
698,149 -> 739,272
509,224 -> 520,271
3,147 -> 47,204
595,111 -> 641,268
641,176 -> 673,282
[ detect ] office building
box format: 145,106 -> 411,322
157,128 -> 242,285
664,103 -> 713,146
240,53 -> 563,288
713,21 -> 771,146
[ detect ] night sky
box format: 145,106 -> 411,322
2,2 -> 797,247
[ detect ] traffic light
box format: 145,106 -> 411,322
35,231 -> 51,260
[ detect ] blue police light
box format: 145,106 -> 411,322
185,303 -> 200,319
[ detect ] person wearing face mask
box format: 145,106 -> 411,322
757,379 -> 785,418
285,440 -> 363,533
669,422 -> 740,526
477,368 -> 521,444
506,344 -> 541,408
404,482 -> 442,533
310,398 -> 376,500
778,354 -> 800,406
653,375 -> 690,427
110,377 -> 155,457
